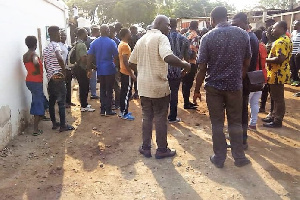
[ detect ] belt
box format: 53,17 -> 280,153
51,73 -> 65,80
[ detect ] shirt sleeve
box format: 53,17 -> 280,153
159,35 -> 173,60
275,39 -> 289,57
111,41 -> 119,57
53,42 -> 61,53
197,35 -> 208,64
121,44 -> 131,55
77,43 -> 87,58
129,45 -> 138,64
244,34 -> 252,59
87,41 -> 95,55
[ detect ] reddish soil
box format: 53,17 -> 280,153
0,84 -> 299,200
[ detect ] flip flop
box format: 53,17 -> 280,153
59,124 -> 75,132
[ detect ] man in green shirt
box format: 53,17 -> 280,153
74,28 -> 95,112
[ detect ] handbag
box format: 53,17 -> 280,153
247,53 -> 265,92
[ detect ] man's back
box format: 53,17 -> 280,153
129,29 -> 173,98
198,22 -> 251,91
88,36 -> 118,75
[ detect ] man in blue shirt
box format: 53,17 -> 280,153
193,7 -> 251,168
87,24 -> 119,116
232,12 -> 259,150
168,18 -> 190,123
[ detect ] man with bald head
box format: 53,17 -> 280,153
87,24 -> 119,116
129,15 -> 191,159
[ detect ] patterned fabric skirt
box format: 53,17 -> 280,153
26,81 -> 45,116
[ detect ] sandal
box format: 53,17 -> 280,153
52,122 -> 60,130
59,124 -> 75,132
32,130 -> 43,136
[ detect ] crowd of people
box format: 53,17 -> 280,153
23,6 -> 299,168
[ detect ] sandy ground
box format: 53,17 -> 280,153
0,84 -> 299,200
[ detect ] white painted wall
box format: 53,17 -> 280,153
0,0 -> 69,149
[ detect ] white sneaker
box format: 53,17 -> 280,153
87,104 -> 92,108
81,107 -> 95,112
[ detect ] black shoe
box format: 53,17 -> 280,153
210,155 -> 224,168
234,158 -> 251,167
189,102 -> 198,107
100,110 -> 105,116
139,146 -> 152,158
262,117 -> 274,123
184,105 -> 197,110
263,121 -> 282,128
90,95 -> 100,100
155,148 -> 176,159
106,111 -> 116,116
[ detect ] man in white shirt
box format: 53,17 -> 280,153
129,15 -> 191,159
291,20 -> 300,86
59,31 -> 74,108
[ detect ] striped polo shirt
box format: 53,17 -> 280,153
43,41 -> 63,79
292,31 -> 300,55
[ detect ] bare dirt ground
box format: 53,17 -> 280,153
0,84 -> 299,200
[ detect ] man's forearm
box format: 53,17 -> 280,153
164,54 -> 187,68
266,56 -> 284,64
129,63 -> 137,73
194,65 -> 207,93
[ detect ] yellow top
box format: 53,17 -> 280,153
267,35 -> 292,84
118,41 -> 132,76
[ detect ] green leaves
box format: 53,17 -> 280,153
65,0 -> 235,25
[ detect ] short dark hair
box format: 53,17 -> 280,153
277,21 -> 288,32
48,26 -> 60,36
119,28 -> 130,39
233,12 -> 248,24
170,18 -> 177,29
77,28 -> 86,37
253,29 -> 263,40
211,6 -> 227,21
130,25 -> 137,31
25,36 -> 37,49
189,21 -> 198,30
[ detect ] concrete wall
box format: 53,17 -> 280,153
0,0 -> 69,150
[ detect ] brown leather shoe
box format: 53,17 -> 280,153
139,146 -> 152,158
155,148 -> 176,159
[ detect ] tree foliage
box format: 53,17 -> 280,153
64,0 -> 235,25
259,0 -> 293,10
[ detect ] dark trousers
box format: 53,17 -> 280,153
120,73 -> 132,115
113,72 -> 121,107
205,86 -> 246,163
48,79 -> 66,127
242,94 -> 249,142
260,84 -> 274,112
290,54 -> 300,81
65,69 -> 73,104
182,63 -> 197,106
168,79 -> 181,121
133,72 -> 138,94
74,66 -> 89,108
270,84 -> 285,122
141,95 -> 170,151
98,74 -> 115,112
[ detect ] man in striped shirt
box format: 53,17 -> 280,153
291,20 -> 300,86
43,26 -> 74,132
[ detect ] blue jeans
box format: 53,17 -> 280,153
90,70 -> 97,97
48,79 -> 66,127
